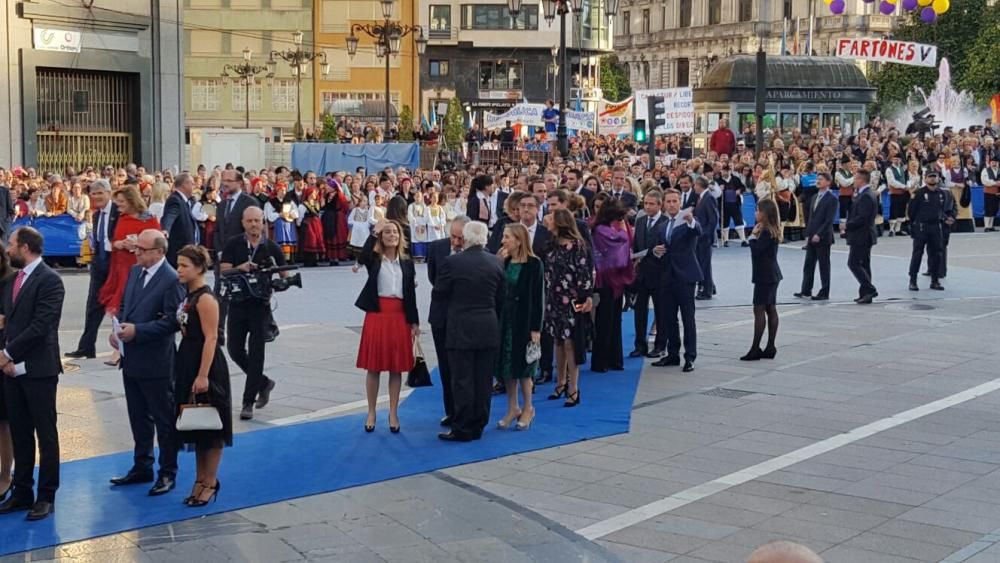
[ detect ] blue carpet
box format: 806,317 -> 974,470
0,313 -> 644,555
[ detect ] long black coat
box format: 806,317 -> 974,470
500,256 -> 543,378
432,246 -> 505,350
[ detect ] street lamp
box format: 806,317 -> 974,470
221,47 -> 273,129
346,1 -> 426,139
269,30 -> 329,141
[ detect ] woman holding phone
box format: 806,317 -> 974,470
742,198 -> 783,361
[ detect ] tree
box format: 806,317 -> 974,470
318,114 -> 339,143
958,4 -> 1000,104
600,55 -> 632,102
443,98 -> 465,149
398,105 -> 415,141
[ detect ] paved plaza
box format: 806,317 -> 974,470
6,233 -> 1000,563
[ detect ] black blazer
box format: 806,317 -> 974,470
3,261 -> 65,379
354,235 -> 419,325
576,187 -> 595,209
118,263 -> 183,380
530,225 -> 552,260
633,213 -> 667,289
466,192 -> 508,225
426,237 -> 452,329
90,203 -> 120,275
679,189 -> 698,210
804,190 -> 837,245
161,191 -> 196,266
656,217 -> 703,285
749,230 -> 783,284
694,193 -> 719,245
0,186 -> 15,239
609,190 -> 638,210
432,246 -> 505,350
214,192 -> 261,251
485,216 -> 515,254
845,187 -> 879,247
501,256 -> 543,377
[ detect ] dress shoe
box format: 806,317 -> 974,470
110,470 -> 155,486
64,349 -> 96,359
695,293 -> 712,300
793,292 -> 812,298
149,475 -> 176,496
682,361 -> 695,372
811,294 -> 829,301
909,281 -> 919,291
534,371 -> 553,385
646,347 -> 665,358
628,349 -> 646,358
930,282 -> 945,290
240,403 -> 254,420
651,355 -> 681,367
922,271 -> 931,276
438,431 -> 473,442
723,241 -> 730,247
492,382 -> 506,395
255,379 -> 276,409
25,501 -> 54,521
741,241 -> 750,247
0,495 -> 33,514
856,294 -> 874,304
440,416 -> 452,427
740,348 -> 763,361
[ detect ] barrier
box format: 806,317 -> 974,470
13,215 -> 85,257
290,142 -> 420,173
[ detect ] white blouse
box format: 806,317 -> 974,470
377,256 -> 404,298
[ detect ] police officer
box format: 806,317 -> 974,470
923,178 -> 957,280
907,170 -> 950,292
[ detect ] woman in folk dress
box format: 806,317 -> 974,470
264,182 -> 299,262
427,190 -> 447,241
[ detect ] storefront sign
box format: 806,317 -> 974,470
598,97 -> 633,136
834,38 -> 936,68
634,88 -> 695,134
33,28 -> 82,53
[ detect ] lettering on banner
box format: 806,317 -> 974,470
834,37 -> 936,68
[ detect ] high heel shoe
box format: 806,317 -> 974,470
761,346 -> 777,359
740,348 -> 764,361
564,390 -> 580,407
103,358 -> 120,367
515,410 -> 535,431
497,411 -> 521,430
183,482 -> 204,506
187,480 -> 220,507
0,482 -> 11,503
364,415 -> 376,433
547,384 -> 567,400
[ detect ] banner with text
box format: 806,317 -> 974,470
565,110 -> 596,132
484,103 -> 596,132
633,88 -> 694,135
834,37 -> 937,68
598,97 -> 634,136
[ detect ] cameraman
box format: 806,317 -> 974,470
220,206 -> 287,420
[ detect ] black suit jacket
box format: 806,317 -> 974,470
845,187 -> 878,247
354,235 -> 419,325
161,191 -> 196,266
576,187 -> 595,209
3,261 -> 65,378
679,189 -> 698,210
118,263 -> 183,380
485,216 -> 515,254
0,186 -> 15,238
804,190 -> 837,245
656,217 -> 703,285
749,230 -> 783,284
426,238 -> 453,329
90,204 -> 120,276
530,225 -> 552,260
609,190 -> 638,210
694,193 -> 719,245
214,192 -> 261,251
633,213 -> 667,289
432,246 -> 505,350
466,192 -> 508,225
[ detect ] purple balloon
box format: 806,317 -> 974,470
921,6 -> 937,21
830,0 -> 846,14
902,0 -> 918,10
879,0 -> 895,14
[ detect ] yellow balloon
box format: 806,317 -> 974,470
932,0 -> 949,12
886,0 -> 896,4
918,0 -> 932,6
823,0 -> 833,4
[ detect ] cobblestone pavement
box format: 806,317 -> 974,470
7,233 -> 1000,563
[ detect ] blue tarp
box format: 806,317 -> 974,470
291,142 -> 420,174
13,215 -> 83,257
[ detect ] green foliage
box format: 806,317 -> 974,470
319,114 -> 339,143
600,55 -> 632,102
398,105 -> 415,141
958,6 -> 1000,104
443,98 -> 465,149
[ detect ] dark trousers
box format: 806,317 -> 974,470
123,375 -> 177,477
696,240 -> 714,294
940,226 -> 951,277
431,324 -> 454,419
77,262 -> 109,354
4,376 -> 59,503
801,243 -> 831,296
632,284 -> 664,352
839,196 -> 853,221
591,287 -> 623,371
848,244 -> 876,298
227,303 -> 270,406
656,281 -> 697,362
447,347 -> 497,439
214,257 -> 229,344
909,223 -> 943,281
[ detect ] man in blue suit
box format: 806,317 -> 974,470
693,177 -> 719,301
160,173 -> 198,268
109,230 -> 184,496
651,189 -> 702,372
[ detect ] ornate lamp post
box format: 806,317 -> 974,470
346,0 -> 427,139
221,47 -> 273,129
268,30 -> 330,141
510,0 -> 618,157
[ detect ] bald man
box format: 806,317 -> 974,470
747,541 -> 824,563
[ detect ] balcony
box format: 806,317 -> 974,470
429,27 -> 455,41
614,35 -> 631,49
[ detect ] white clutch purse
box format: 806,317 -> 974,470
526,341 -> 541,364
176,401 -> 223,431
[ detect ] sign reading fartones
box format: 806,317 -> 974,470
834,38 -> 936,68
33,28 -> 82,53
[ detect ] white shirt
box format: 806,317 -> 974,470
141,256 -> 166,287
98,201 -> 114,252
377,256 -> 404,298
522,220 -> 538,245
2,256 -> 43,364
477,191 -> 501,228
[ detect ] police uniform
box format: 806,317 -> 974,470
906,172 -> 949,289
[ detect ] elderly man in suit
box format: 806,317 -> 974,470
427,215 -> 470,427
109,229 -> 183,496
845,169 -> 879,304
631,189 -> 667,358
694,177 -> 720,301
795,172 -> 838,301
433,221 -> 506,442
160,172 -> 198,267
651,189 -> 702,372
0,227 -> 66,521
66,179 -> 119,359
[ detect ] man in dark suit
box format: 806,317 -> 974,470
651,190 -> 702,372
160,172 -> 197,268
845,170 -> 879,304
214,169 -> 261,342
0,227 -> 65,521
677,175 -> 697,210
432,221 -> 505,442
466,174 -> 507,228
565,169 -> 594,210
609,166 -> 638,210
0,175 -> 15,242
108,230 -> 183,496
693,177 -> 719,300
631,190 -> 667,358
66,180 -> 119,359
427,216 -> 470,426
795,172 -> 837,300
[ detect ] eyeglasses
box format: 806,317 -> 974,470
133,246 -> 160,253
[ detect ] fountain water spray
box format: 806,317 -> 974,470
900,57 -> 987,131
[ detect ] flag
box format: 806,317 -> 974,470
793,18 -> 800,55
992,94 -> 1000,124
806,15 -> 814,56
421,114 -> 431,132
780,18 -> 788,55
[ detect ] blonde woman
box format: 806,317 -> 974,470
755,167 -> 776,201
148,182 -> 170,220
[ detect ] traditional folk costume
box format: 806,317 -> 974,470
265,192 -> 299,262
982,164 -> 1000,232
322,180 -> 350,263
407,198 -> 430,259
948,167 -> 975,233
886,163 -> 910,235
428,204 -> 447,241
348,206 -> 372,254
299,188 -> 325,266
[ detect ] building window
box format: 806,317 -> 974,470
642,9 -> 650,33
679,0 -> 691,28
479,60 -> 523,91
661,6 -> 667,30
708,0 -> 721,24
676,58 -> 690,87
739,0 -> 752,21
461,4 -> 538,30
430,60 -> 450,76
231,83 -> 263,112
783,0 -> 793,19
272,79 -> 297,112
622,10 -> 630,34
191,79 -> 221,111
429,5 -> 452,38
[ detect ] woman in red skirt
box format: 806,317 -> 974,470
298,187 -> 325,267
322,178 -> 350,265
355,219 -> 419,434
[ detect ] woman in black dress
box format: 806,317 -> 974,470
742,198 -> 783,361
174,245 -> 232,507
0,244 -> 12,501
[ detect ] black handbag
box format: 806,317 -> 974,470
406,337 -> 432,388
960,183 -> 971,208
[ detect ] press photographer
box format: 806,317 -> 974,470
219,206 -> 300,420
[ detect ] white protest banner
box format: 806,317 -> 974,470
565,110 -> 596,132
634,88 -> 694,135
598,98 -> 633,136
834,37 -> 936,68
484,104 -> 546,130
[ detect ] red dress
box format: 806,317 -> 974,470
300,202 -> 325,254
322,189 -> 350,261
98,213 -> 161,315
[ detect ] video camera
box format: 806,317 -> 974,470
220,258 -> 303,304
906,107 -> 941,139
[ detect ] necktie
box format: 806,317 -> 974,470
481,199 -> 490,221
96,211 -> 106,257
11,270 -> 25,303
228,196 -> 237,215
813,192 -> 822,212
139,269 -> 148,288
665,217 -> 675,241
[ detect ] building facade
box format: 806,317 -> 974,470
183,0 -> 315,143
0,0 -> 183,171
418,0 -> 613,131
